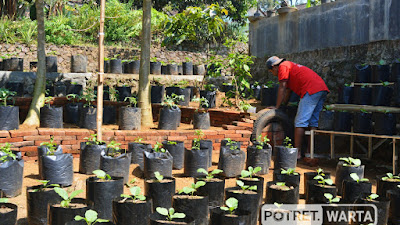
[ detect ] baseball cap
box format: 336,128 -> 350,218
266,56 -> 285,69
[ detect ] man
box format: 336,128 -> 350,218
266,56 -> 329,158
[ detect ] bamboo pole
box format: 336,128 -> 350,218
97,0 -> 105,141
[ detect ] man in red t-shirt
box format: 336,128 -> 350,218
266,56 -> 329,158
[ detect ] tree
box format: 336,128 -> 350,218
138,0 -> 153,127
23,0 -> 46,126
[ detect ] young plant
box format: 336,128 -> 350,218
66,93 -> 80,103
220,197 -> 238,215
313,175 -> 334,187
257,134 -> 270,146
192,130 -> 204,150
0,88 -> 16,106
133,137 -> 144,143
40,136 -> 58,155
84,134 -> 104,145
74,209 -> 109,225
156,207 -> 186,221
382,173 -> 400,182
283,137 -> 293,148
192,97 -> 209,109
239,101 -> 252,112
167,141 -> 177,145
203,83 -> 215,91
178,181 -> 206,196
44,96 -> 54,107
154,171 -> 164,182
30,180 -> 60,192
162,94 -> 184,109
124,97 -> 137,107
324,193 -> 340,204
280,168 -> 299,176
92,170 -> 111,181
0,143 -> 16,162
54,187 -> 84,208
236,180 -> 257,191
339,157 -> 361,167
0,198 -> 8,203
316,168 -> 326,176
366,194 -> 379,201
241,166 -> 262,179
80,87 -> 96,108
106,141 -> 123,157
197,168 -> 223,180
153,142 -> 166,153
350,173 -> 369,183
120,186 -> 146,202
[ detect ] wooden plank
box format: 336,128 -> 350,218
314,130 -> 400,140
368,137 -> 372,159
352,82 -> 394,86
327,104 -> 400,113
350,135 -> 354,157
330,134 -> 335,159
394,139 -> 398,174
310,129 -> 315,159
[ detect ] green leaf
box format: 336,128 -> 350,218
220,206 -> 229,211
368,194 -> 379,200
211,169 -> 223,175
195,181 -> 206,189
324,193 -> 333,200
331,197 -> 340,203
241,170 -> 251,178
352,159 -> 361,167
137,195 -> 146,201
325,179 -> 334,186
74,215 -> 85,221
225,197 -> 238,209
236,180 -> 244,187
156,207 -> 169,216
197,168 -> 208,175
0,198 -> 8,203
172,212 -> 186,219
54,187 -> 68,200
350,173 -> 360,182
249,185 -> 257,191
85,210 -> 98,223
169,208 -> 175,216
70,189 -> 84,199
97,219 -> 110,223
313,175 -> 324,180
93,170 -> 106,179
253,167 -> 262,174
130,186 -> 141,196
243,64 -> 250,72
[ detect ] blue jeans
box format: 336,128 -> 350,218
295,91 -> 328,128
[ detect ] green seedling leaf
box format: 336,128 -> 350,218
156,207 -> 169,216
154,171 -> 164,182
92,170 -> 111,180
0,198 -> 9,203
54,187 -> 68,200
367,194 -> 379,200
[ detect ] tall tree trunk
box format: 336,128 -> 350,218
138,0 -> 153,127
23,0 -> 45,126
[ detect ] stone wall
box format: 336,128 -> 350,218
249,0 -> 400,103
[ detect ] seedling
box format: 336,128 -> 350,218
274,202 -> 283,208
80,87 -> 97,108
220,197 -> 238,215
197,168 -> 223,180
350,173 -> 369,183
236,180 -> 257,191
0,198 -> 8,203
283,137 -> 293,148
324,193 -> 340,204
133,137 -> 143,143
162,94 -> 185,109
74,209 -> 109,225
153,142 -> 166,153
281,168 -> 299,176
192,97 -> 209,109
44,96 -> 54,107
167,141 -> 177,145
257,134 -> 270,146
225,138 -> 239,151
31,180 -> 60,192
84,134 -> 104,145
66,94 -> 80,103
92,170 -> 111,181
239,101 -> 251,112
0,88 -> 16,106
339,157 -> 361,167
192,130 -> 204,150
54,187 -> 84,208
178,181 -> 206,196
344,83 -> 351,87
154,171 -> 164,182
156,207 -> 186,221
40,136 -> 58,155
241,166 -> 262,179
124,97 -> 137,107
366,194 -> 379,201
313,175 -> 334,187
106,141 -> 123,157
382,173 -> 400,182
316,168 -> 325,176
120,186 -> 146,202
0,143 -> 16,162
125,179 -> 137,188
323,105 -> 333,111
381,81 -> 390,87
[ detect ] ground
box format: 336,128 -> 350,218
12,151 -> 382,225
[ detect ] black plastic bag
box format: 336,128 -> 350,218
150,212 -> 194,225
0,106 -> 19,130
162,141 -> 184,170
184,148 -> 209,177
48,198 -> 90,225
158,106 -> 181,130
119,107 -> 141,130
246,144 -> 272,175
145,177 -> 175,211
64,103 -> 82,125
342,180 -> 372,203
0,203 -> 17,225
0,151 -> 24,197
193,112 -> 210,129
112,197 -> 153,225
266,181 -> 299,204
38,145 -> 63,179
86,177 -> 124,220
128,142 -> 152,169
103,105 -> 116,124
225,187 -> 259,225
79,106 -> 97,129
100,149 -> 131,184
195,140 -> 213,168
173,195 -> 209,225
335,161 -> 365,195
42,153 -> 74,187
26,185 -> 63,225
143,151 -> 173,179
79,143 -> 107,174
196,177 -> 225,207
274,146 -> 298,171
200,90 -> 216,108
218,148 -> 245,178
210,208 -> 251,225
151,85 -> 165,103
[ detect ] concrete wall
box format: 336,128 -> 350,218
249,0 -> 400,103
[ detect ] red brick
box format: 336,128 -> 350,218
76,135 -> 89,141
233,122 -> 254,128
12,141 -> 35,147
149,136 -> 167,141
61,145 -> 72,150
0,131 -> 10,138
37,128 -> 65,136
125,136 -> 142,141
35,140 -> 61,146
113,136 -> 125,141
20,146 -> 38,152
72,144 -> 80,150
236,130 -> 252,134
62,140 -> 78,145
64,129 -> 90,136
218,130 -> 236,134
223,134 -> 243,139
167,136 -> 187,141
205,135 -> 225,140
242,134 -> 251,138
24,135 -> 51,141
103,131 -> 115,136
22,155 -> 37,161
186,135 -> 198,140
213,143 -> 221,150
53,136 -> 76,141
222,125 -> 243,130
0,137 -> 24,143
202,130 -> 218,135
235,137 -> 250,142
9,130 -> 38,137
115,130 -> 138,136
102,136 -> 114,141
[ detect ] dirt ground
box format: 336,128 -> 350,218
11,151 -> 382,225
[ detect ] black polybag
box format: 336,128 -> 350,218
0,106 -> 19,130
184,148 -> 209,177
0,151 -> 24,197
79,142 -> 106,174
162,140 -> 184,169
158,106 -> 181,130
128,142 -> 152,169
100,149 -> 131,184
41,153 -> 73,187
143,151 -> 173,179
40,106 -> 63,128
37,145 -> 63,179
274,146 -> 298,170
218,148 -> 245,178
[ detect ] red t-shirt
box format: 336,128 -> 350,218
278,61 -> 329,98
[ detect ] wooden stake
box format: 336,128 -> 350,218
97,0 -> 105,141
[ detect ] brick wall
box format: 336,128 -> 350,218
2,128 -> 253,161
